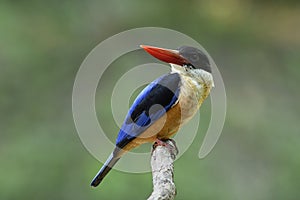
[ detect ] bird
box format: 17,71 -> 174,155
91,45 -> 214,187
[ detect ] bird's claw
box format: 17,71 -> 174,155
152,139 -> 179,156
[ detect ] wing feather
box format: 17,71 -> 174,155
115,73 -> 181,149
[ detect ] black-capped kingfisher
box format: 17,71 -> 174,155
91,45 -> 214,187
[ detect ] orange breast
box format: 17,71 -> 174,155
121,103 -> 182,152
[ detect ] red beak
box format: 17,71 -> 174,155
140,45 -> 188,66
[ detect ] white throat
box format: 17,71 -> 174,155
170,63 -> 214,87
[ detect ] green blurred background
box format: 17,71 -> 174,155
1,0 -> 300,199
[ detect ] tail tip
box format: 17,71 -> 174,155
90,179 -> 100,187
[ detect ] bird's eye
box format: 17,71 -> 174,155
189,54 -> 199,62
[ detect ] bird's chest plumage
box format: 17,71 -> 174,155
177,75 -> 210,125
156,73 -> 212,139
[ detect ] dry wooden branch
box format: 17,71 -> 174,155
148,140 -> 178,200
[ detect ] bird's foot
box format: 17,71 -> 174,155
152,139 -> 179,156
153,139 -> 169,148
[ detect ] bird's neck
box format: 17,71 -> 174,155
171,63 -> 214,105
170,64 -> 214,88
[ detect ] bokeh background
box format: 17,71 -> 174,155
1,0 -> 300,199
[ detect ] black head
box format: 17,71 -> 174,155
178,46 -> 211,73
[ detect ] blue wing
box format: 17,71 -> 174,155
115,73 -> 181,149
